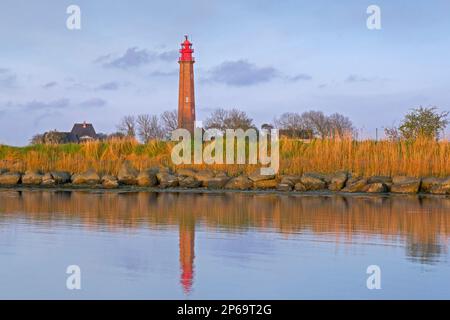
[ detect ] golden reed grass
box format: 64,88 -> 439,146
0,136 -> 449,177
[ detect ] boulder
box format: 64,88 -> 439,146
71,169 -> 100,185
178,176 -> 202,188
41,173 -> 55,185
0,168 -> 8,174
328,171 -> 348,191
118,161 -> 139,185
202,176 -> 230,189
102,175 -> 119,189
277,183 -> 293,191
136,170 -> 158,187
430,177 -> 450,195
365,183 -> 387,193
300,173 -> 327,190
421,177 -> 443,193
177,168 -> 198,178
391,176 -> 421,194
194,170 -> 215,185
249,169 -> 276,182
253,179 -> 278,189
342,177 -> 368,193
280,175 -> 302,186
225,176 -> 253,190
0,172 -> 21,185
368,176 -> 392,190
51,171 -> 71,184
22,170 -> 43,185
294,182 -> 307,191
156,172 -> 178,188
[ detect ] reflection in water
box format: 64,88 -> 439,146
0,190 -> 449,294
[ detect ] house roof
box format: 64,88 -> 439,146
70,123 -> 97,141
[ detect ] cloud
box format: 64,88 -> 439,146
42,81 -> 58,88
97,47 -> 178,69
345,74 -> 373,83
79,98 -> 107,108
17,98 -> 70,111
205,60 -> 279,86
289,73 -> 312,81
0,68 -> 17,87
96,81 -> 120,91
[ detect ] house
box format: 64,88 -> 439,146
68,122 -> 98,142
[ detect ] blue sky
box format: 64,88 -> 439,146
0,0 -> 449,145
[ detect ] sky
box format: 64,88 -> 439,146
0,0 -> 449,146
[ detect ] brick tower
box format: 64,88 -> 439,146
178,35 -> 196,133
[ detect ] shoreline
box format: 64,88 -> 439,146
1,185 -> 449,199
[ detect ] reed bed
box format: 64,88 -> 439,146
0,136 -> 449,177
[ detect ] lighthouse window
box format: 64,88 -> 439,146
185,97 -> 189,103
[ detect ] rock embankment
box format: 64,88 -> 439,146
0,164 -> 449,195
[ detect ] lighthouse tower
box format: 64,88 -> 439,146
178,35 -> 196,133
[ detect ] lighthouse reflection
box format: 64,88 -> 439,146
0,190 -> 450,295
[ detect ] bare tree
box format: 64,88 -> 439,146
137,114 -> 164,142
30,134 -> 45,145
160,110 -> 178,135
327,113 -> 355,138
117,115 -> 136,137
274,112 -> 306,131
204,108 -> 228,130
205,108 -> 255,130
302,111 -> 330,138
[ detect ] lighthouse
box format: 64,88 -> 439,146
178,35 -> 196,133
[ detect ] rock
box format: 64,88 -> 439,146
277,183 -> 293,191
225,176 -> 253,190
41,173 -> 55,185
101,175 -> 119,189
118,161 -> 139,185
253,179 -> 278,189
391,176 -> 421,194
202,176 -> 230,189
51,171 -> 71,184
365,182 -> 387,193
300,173 -> 327,190
194,170 -> 215,185
0,168 -> 8,174
421,177 -> 443,193
136,170 -> 158,187
248,169 -> 275,182
0,172 -> 21,185
294,182 -> 307,191
71,169 -> 100,185
328,171 -> 348,191
430,177 -> 450,195
178,176 -> 202,188
177,168 -> 197,178
280,175 -> 302,186
22,170 -> 43,185
368,176 -> 392,190
342,177 -> 368,193
156,172 -> 178,188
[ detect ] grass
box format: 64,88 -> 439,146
0,136 -> 449,177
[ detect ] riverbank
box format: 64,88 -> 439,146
1,162 -> 449,195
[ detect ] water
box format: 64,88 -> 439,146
0,190 -> 449,299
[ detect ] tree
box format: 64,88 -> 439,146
117,115 -> 136,137
160,110 -> 178,135
274,112 -> 306,131
398,106 -> 449,140
302,111 -> 330,138
327,113 -> 355,138
136,114 -> 164,142
204,108 -> 255,130
30,134 -> 45,145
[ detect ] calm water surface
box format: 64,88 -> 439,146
0,190 -> 449,299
